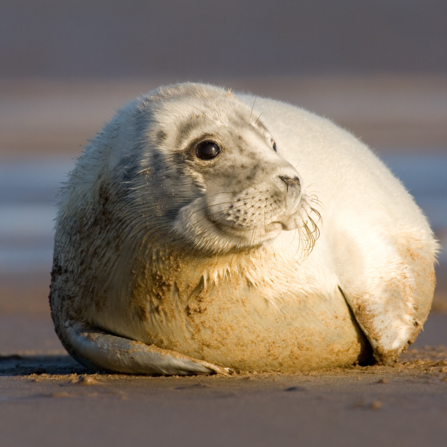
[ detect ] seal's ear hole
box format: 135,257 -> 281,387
273,142 -> 277,152
196,141 -> 221,160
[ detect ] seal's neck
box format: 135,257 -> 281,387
137,243 -> 298,303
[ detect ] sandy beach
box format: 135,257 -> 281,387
1,346 -> 447,447
1,77 -> 446,446
2,1 -> 447,443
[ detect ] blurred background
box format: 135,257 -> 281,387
1,0 -> 446,352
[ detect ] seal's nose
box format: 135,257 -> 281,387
279,175 -> 301,190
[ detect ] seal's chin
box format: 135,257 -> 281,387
172,201 -> 290,254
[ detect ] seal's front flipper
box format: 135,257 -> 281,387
339,270 -> 426,365
64,322 -> 229,376
336,228 -> 437,366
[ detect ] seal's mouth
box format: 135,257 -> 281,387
206,215 -> 284,245
210,218 -> 282,235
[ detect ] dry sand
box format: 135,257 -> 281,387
1,77 -> 447,446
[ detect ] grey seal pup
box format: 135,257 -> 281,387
50,83 -> 438,375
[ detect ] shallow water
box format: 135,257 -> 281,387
0,152 -> 446,273
0,159 -> 70,272
382,153 -> 447,231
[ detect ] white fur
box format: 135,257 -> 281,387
237,93 -> 438,360
50,83 -> 438,373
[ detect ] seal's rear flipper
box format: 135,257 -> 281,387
64,322 -> 229,376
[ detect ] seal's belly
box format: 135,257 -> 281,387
110,280 -> 370,372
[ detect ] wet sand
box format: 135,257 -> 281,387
1,337 -> 447,447
1,77 -> 447,446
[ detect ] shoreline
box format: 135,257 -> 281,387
1,75 -> 446,158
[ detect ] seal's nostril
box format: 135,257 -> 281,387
279,175 -> 301,188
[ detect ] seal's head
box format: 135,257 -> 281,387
103,83 -> 318,255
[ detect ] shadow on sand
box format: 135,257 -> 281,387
0,354 -> 89,376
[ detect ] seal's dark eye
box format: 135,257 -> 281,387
273,142 -> 277,152
196,141 -> 221,160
